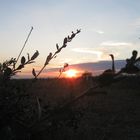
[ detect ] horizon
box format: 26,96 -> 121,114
14,59 -> 126,79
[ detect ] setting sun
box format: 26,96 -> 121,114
65,69 -> 77,78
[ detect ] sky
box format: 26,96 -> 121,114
1,0 -> 140,78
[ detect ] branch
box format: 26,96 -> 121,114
33,29 -> 81,79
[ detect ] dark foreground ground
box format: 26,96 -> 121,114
33,77 -> 140,140
76,77 -> 140,140
1,76 -> 140,140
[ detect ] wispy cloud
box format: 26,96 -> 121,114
96,30 -> 104,34
98,41 -> 138,60
88,28 -> 105,35
72,48 -> 103,59
100,41 -> 132,47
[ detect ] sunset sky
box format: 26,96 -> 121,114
1,0 -> 140,78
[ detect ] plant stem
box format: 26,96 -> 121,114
36,65 -> 46,78
16,27 -> 33,65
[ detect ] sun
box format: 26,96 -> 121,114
65,69 -> 77,78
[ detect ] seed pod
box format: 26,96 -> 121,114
21,56 -> 26,64
44,53 -> 52,66
64,63 -> 69,68
32,68 -> 36,77
56,44 -> 59,50
27,53 -> 30,61
63,37 -> 67,45
31,50 -> 39,60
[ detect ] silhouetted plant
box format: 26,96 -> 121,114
0,51 -> 39,84
58,63 -> 69,78
0,27 -> 38,82
0,28 -> 81,140
32,29 -> 81,79
118,50 -> 140,74
98,54 -> 116,86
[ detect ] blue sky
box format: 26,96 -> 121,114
1,0 -> 140,77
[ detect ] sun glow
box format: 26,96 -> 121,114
65,69 -> 78,78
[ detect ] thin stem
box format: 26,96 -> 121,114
58,72 -> 62,78
36,65 -> 46,78
16,27 -> 33,65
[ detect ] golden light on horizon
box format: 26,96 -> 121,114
65,69 -> 78,78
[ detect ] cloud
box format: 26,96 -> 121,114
89,28 -> 105,34
96,30 -> 104,34
98,41 -> 139,60
100,41 -> 132,47
72,48 -> 103,59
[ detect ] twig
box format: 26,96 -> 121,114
16,26 -> 33,65
35,29 -> 81,79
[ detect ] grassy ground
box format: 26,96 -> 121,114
1,77 -> 140,140
27,77 -> 140,140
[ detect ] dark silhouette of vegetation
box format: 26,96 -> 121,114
0,28 -> 81,140
119,50 -> 140,74
67,50 -> 140,108
58,63 -> 69,78
98,54 -> 116,86
33,29 -> 81,79
97,51 -> 140,87
82,71 -> 92,79
0,27 -> 38,83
